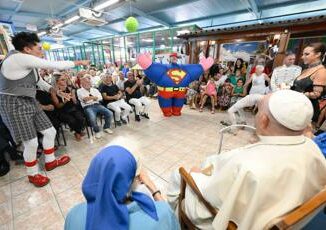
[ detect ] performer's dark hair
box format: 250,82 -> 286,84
11,32 -> 40,51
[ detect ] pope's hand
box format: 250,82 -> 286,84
199,56 -> 214,71
137,53 -> 152,70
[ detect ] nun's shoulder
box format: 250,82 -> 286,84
154,201 -> 176,217
64,203 -> 87,230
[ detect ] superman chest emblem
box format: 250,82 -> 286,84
166,69 -> 187,84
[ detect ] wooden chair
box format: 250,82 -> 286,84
178,167 -> 237,230
266,187 -> 326,230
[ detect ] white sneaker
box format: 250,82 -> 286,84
103,128 -> 113,134
95,132 -> 102,139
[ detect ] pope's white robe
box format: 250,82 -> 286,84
167,135 -> 326,230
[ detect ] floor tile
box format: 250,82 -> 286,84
14,200 -> 64,230
0,99 -> 255,229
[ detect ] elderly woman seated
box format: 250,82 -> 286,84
51,73 -> 85,141
65,145 -> 179,230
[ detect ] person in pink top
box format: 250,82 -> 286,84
199,77 -> 217,113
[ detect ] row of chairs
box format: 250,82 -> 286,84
55,106 -> 132,146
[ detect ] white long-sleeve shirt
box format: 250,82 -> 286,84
0,52 -> 75,93
77,87 -> 103,108
270,65 -> 301,92
1,52 -> 75,80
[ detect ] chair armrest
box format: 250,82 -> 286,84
179,167 -> 217,216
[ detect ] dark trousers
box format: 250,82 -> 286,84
58,109 -> 85,133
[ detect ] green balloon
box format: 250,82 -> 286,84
125,17 -> 139,33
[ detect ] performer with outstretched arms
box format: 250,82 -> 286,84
0,32 -> 89,187
137,53 -> 213,117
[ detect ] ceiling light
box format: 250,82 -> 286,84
37,31 -> 46,37
176,29 -> 190,35
93,0 -> 119,11
64,15 -> 80,24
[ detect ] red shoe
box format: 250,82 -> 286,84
28,174 -> 50,187
45,155 -> 71,171
161,107 -> 173,117
172,106 -> 182,116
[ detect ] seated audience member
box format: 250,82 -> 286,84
39,69 -> 52,84
209,58 -> 220,77
51,73 -> 85,141
167,90 -> 326,229
218,79 -> 233,110
186,81 -> 199,109
233,58 -> 247,77
116,71 -> 126,91
65,145 -> 179,230
89,69 -> 101,88
245,65 -> 270,95
36,88 -> 61,131
199,77 -> 217,113
75,70 -> 86,88
0,115 -> 23,176
124,71 -> 151,122
77,75 -> 113,139
270,52 -> 302,91
100,73 -> 132,126
229,69 -> 244,87
230,78 -> 246,106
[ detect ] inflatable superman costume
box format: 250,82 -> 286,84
137,53 -> 213,117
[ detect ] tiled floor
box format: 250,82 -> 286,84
0,99 -> 255,230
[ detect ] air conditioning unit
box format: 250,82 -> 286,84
78,8 -> 107,27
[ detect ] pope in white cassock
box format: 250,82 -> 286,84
167,90 -> 326,230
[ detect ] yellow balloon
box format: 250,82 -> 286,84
42,42 -> 51,51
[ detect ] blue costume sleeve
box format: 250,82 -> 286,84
313,133 -> 326,158
181,64 -> 204,82
144,63 -> 168,84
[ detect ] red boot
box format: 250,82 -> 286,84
161,107 -> 173,117
28,174 -> 50,187
172,106 -> 182,116
45,155 -> 71,171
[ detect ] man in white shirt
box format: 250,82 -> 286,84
89,69 -> 101,88
168,90 -> 326,229
270,52 -> 302,91
116,71 -> 126,91
77,74 -> 113,139
0,32 -> 88,187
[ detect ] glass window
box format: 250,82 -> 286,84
139,31 -> 154,56
126,35 -> 137,62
